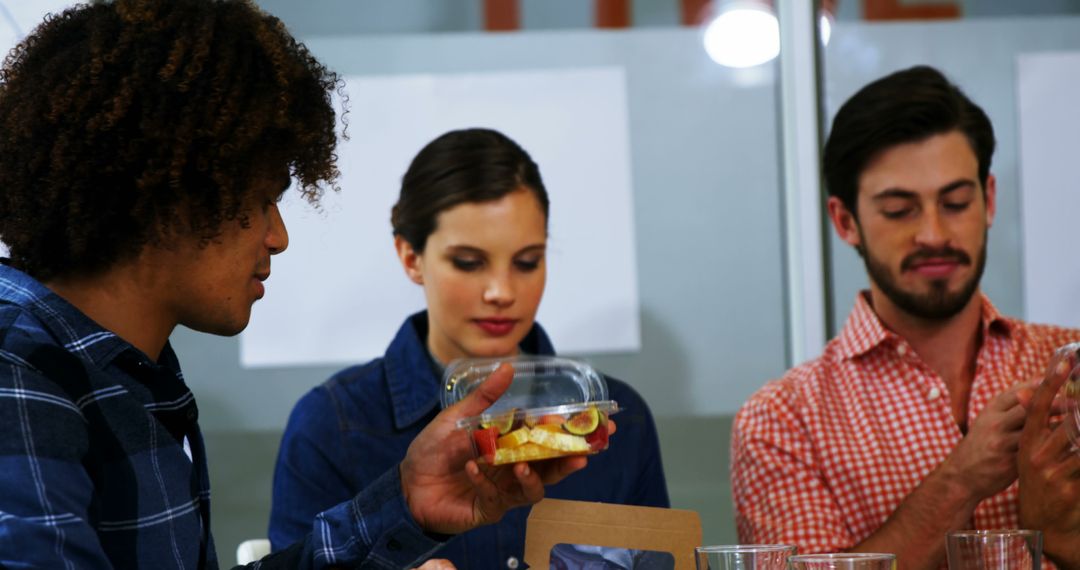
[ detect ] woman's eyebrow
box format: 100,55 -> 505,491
444,244 -> 485,254
515,244 -> 547,255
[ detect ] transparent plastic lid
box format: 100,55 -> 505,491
441,356 -> 615,426
442,356 -> 619,464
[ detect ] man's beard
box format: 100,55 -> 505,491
859,229 -> 987,321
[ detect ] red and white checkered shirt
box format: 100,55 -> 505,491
732,292 -> 1080,559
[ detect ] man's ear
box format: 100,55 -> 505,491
984,173 -> 997,228
394,235 -> 424,285
827,196 -> 862,249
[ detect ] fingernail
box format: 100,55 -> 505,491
522,464 -> 530,477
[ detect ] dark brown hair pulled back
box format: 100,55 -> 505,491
391,128 -> 549,252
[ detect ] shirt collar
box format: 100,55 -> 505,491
0,263 -> 145,369
836,290 -> 1013,361
384,311 -> 556,430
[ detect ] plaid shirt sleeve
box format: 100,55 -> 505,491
0,362 -> 116,568
245,466 -> 445,569
730,378 -> 856,552
0,342 -> 441,570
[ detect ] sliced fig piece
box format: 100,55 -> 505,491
564,406 -> 600,435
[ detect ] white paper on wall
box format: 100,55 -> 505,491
240,67 -> 641,368
1017,52 -> 1080,328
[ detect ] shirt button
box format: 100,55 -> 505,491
897,344 -> 908,357
928,387 -> 942,401
507,556 -> 520,569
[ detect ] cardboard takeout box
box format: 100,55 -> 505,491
525,499 -> 703,569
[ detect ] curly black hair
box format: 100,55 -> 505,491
0,0 -> 341,281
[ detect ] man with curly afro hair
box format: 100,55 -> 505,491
0,1 -> 585,568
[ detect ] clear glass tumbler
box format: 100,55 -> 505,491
946,530 -> 1042,570
694,544 -> 796,570
788,553 -> 896,570
1047,342 -> 1080,448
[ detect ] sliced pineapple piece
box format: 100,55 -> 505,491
493,443 -> 566,465
528,426 -> 591,453
497,427 -> 531,449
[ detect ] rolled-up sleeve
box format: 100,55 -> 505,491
730,380 -> 855,552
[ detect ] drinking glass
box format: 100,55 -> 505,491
788,553 -> 896,570
946,530 -> 1041,570
694,544 -> 796,570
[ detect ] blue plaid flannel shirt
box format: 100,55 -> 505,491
0,263 -> 443,568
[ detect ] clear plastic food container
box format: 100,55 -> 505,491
441,356 -> 618,466
1049,342 -> 1080,446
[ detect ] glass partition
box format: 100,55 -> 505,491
821,1 -> 1080,331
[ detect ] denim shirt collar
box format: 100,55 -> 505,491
385,311 -> 556,430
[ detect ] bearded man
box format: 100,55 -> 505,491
731,65 -> 1080,570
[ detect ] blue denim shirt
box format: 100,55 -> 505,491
270,312 -> 670,569
0,264 -> 445,569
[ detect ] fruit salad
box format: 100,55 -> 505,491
442,355 -> 618,465
467,403 -> 616,466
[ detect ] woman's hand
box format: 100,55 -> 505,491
399,363 -> 588,535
